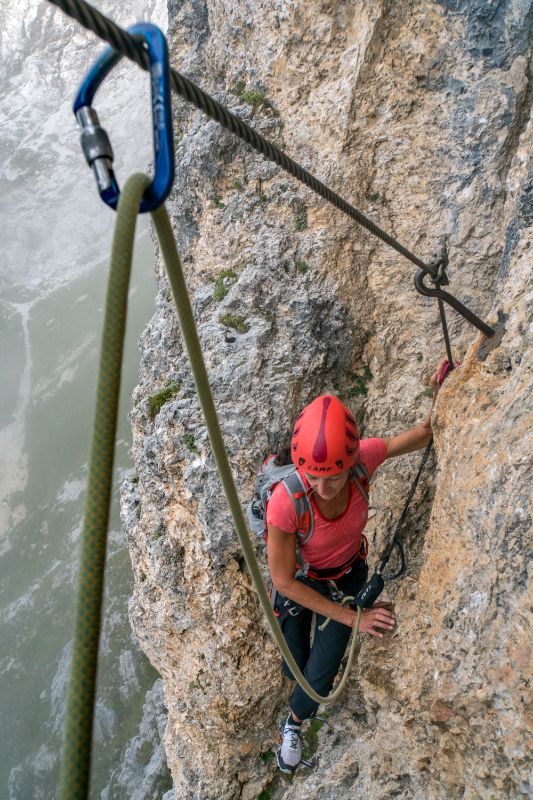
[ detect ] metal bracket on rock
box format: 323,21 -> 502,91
414,269 -> 495,338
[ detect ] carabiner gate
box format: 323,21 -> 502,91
73,23 -> 174,212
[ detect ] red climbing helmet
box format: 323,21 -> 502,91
291,395 -> 360,475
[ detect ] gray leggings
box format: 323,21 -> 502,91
275,560 -> 368,720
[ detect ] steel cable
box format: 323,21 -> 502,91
48,0 -> 497,341
47,0 -> 439,279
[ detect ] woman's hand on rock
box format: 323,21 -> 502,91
429,357 -> 460,395
358,602 -> 396,637
429,358 -> 447,395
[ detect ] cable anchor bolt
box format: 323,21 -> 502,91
427,241 -> 450,286
414,269 -> 495,338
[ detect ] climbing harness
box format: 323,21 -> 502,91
272,534 -> 369,620
73,22 -> 174,211
52,3 -> 499,795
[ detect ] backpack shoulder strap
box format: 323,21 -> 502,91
282,471 -> 315,545
351,462 -> 370,505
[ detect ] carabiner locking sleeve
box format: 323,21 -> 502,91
73,23 -> 174,212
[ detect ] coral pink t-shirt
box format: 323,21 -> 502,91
266,438 -> 388,570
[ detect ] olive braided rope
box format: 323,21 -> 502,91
59,174 -> 152,800
150,195 -> 362,711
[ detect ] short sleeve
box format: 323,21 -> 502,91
265,482 -> 299,533
359,438 -> 388,479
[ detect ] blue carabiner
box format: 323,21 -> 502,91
73,23 -> 174,212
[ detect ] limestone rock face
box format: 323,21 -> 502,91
121,1 -> 532,798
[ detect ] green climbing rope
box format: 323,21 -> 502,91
59,174 -> 152,800
59,173 -> 362,799
150,190 -> 363,709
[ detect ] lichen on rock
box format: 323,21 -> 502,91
121,1 -> 532,798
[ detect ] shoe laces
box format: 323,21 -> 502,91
284,724 -> 301,750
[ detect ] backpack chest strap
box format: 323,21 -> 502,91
282,470 -> 315,545
351,463 -> 370,505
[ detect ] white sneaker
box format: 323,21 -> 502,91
277,714 -> 302,773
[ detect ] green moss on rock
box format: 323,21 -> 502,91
218,313 -> 249,334
212,269 -> 238,302
294,207 -> 308,231
302,717 -> 325,760
346,366 -> 373,398
147,382 -> 180,420
232,83 -> 278,115
183,434 -> 198,454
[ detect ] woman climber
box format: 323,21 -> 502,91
267,364 -> 444,773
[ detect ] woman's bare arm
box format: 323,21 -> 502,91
384,414 -> 433,458
385,359 -> 448,459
